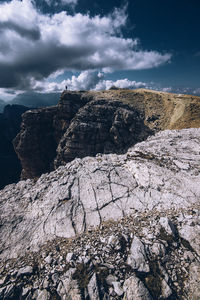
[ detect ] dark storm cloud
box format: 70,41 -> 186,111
0,21 -> 40,40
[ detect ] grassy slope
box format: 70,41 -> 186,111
83,88 -> 200,131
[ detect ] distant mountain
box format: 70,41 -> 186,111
10,91 -> 60,108
0,104 -> 30,189
0,92 -> 60,190
0,99 -> 5,112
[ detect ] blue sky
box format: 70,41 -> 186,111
0,0 -> 200,100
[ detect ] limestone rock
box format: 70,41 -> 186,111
0,205 -> 199,299
17,266 -> 33,276
87,273 -> 100,300
112,281 -> 124,296
36,289 -> 50,300
127,236 -> 149,272
123,275 -> 153,300
57,269 -> 82,300
54,99 -> 151,168
14,91 -> 89,179
185,262 -> 200,300
159,217 -> 176,236
179,220 -> 200,255
0,128 -> 200,260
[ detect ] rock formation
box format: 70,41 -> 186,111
13,91 -> 90,179
54,99 -> 151,168
0,104 -> 29,189
0,128 -> 199,299
14,89 -> 200,180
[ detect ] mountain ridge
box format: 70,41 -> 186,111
13,88 -> 200,181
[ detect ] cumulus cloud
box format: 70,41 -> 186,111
32,70 -> 147,92
0,0 -> 171,90
94,77 -> 147,91
32,70 -> 200,98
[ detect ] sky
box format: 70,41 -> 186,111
0,0 -> 200,101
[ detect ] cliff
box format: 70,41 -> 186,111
0,128 -> 199,299
14,89 -> 200,180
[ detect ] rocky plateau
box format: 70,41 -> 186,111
13,89 -> 200,180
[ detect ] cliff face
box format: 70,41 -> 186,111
0,104 -> 29,189
54,99 -> 151,168
14,89 -> 200,180
13,92 -> 90,179
0,128 -> 200,300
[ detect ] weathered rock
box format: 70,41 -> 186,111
179,220 -> 200,255
1,128 -> 200,260
44,255 -> 52,265
17,266 -> 33,276
54,99 -> 151,167
159,217 -> 176,236
112,281 -> 124,296
185,262 -> 200,300
127,236 -> 149,272
123,275 -> 153,300
0,206 -> 199,299
14,91 -> 90,179
36,289 -> 50,300
87,273 -> 100,300
57,269 -> 82,300
0,127 -> 200,300
66,252 -> 74,263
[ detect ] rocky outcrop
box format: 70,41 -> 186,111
14,89 -> 200,181
0,104 -> 29,189
0,128 -> 199,299
54,99 -> 151,167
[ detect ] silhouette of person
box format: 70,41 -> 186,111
65,85 -> 68,90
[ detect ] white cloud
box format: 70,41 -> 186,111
32,70 -> 147,92
32,70 -> 200,97
0,0 -> 171,90
95,78 -> 147,90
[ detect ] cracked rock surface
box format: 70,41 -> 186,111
1,128 -> 199,260
0,128 -> 200,300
